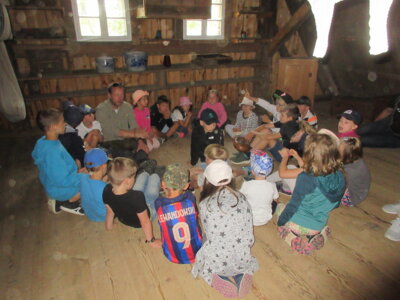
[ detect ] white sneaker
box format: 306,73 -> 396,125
382,202 -> 400,214
384,218 -> 400,242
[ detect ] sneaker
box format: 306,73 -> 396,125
276,182 -> 292,196
230,152 -> 250,165
139,159 -> 157,175
384,218 -> 400,242
60,201 -> 85,216
211,274 -> 238,298
382,202 -> 400,214
233,273 -> 253,298
158,137 -> 167,144
48,198 -> 62,214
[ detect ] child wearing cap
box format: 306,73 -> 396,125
155,164 -> 202,264
225,96 -> 259,139
32,108 -> 84,215
76,104 -> 104,150
337,109 -> 362,138
189,143 -> 229,190
171,96 -> 193,138
296,96 -> 318,128
59,101 -> 85,168
132,90 -> 160,152
190,108 -> 224,166
239,150 -> 279,226
197,89 -> 228,129
192,160 -> 258,298
80,148 -> 108,221
103,157 -> 162,247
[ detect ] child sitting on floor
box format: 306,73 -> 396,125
171,96 -> 193,138
32,108 -> 84,215
189,143 -> 229,190
192,160 -> 259,298
295,96 -> 318,128
132,90 -> 160,152
103,157 -> 161,247
225,97 -> 259,140
337,109 -> 362,138
339,137 -> 371,207
277,133 -> 345,255
240,150 -> 279,226
197,89 -> 228,128
150,95 -> 179,140
250,103 -> 300,162
155,164 -> 202,264
190,108 -> 224,166
76,104 -> 104,150
80,148 -> 108,222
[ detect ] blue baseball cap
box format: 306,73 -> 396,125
84,148 -> 108,168
250,150 -> 273,177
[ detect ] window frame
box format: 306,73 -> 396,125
71,0 -> 132,42
183,0 -> 225,40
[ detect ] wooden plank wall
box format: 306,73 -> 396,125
3,0 -> 267,129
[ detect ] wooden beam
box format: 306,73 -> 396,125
267,1 -> 311,55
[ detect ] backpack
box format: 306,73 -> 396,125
390,96 -> 400,136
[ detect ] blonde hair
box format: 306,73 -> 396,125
339,137 -> 363,164
107,157 -> 137,186
303,133 -> 342,176
208,89 -> 219,98
299,120 -> 317,135
204,144 -> 229,161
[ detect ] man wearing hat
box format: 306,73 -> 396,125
190,108 -> 224,166
225,97 -> 259,139
76,104 -> 104,150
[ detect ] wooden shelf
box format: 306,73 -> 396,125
18,59 -> 262,81
9,6 -> 64,11
24,76 -> 262,102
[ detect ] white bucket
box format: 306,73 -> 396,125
124,51 -> 147,72
95,56 -> 115,73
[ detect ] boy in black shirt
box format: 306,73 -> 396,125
150,95 -> 179,140
190,108 -> 224,166
103,157 -> 161,247
251,103 -> 300,162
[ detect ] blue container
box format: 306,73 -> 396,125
124,51 -> 147,72
95,56 -> 115,73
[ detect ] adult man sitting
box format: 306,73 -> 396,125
96,82 -> 148,158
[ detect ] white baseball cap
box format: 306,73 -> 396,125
204,160 -> 233,186
239,97 -> 254,107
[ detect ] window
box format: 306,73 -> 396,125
183,0 -> 225,40
71,0 -> 131,42
369,0 -> 393,55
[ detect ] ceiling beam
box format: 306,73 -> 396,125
267,1 -> 312,55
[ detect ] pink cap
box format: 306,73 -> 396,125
132,90 -> 149,104
179,96 -> 192,106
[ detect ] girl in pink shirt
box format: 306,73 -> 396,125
132,90 -> 160,152
197,89 -> 228,128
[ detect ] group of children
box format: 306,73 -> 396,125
32,87 -> 377,298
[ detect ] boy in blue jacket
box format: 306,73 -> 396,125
32,108 -> 84,215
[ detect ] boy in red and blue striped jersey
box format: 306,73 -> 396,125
155,164 -> 202,264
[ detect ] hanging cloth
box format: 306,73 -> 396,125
0,2 -> 26,122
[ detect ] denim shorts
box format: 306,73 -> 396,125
268,139 -> 283,162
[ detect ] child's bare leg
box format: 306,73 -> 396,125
166,122 -> 180,137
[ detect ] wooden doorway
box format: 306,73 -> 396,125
277,58 -> 318,107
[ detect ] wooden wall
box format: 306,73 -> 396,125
3,0 -> 273,128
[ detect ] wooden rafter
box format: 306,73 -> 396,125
267,1 -> 312,55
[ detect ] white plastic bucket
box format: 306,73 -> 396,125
124,51 -> 147,72
95,56 -> 115,73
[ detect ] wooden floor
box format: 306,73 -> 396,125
1,101 -> 400,300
